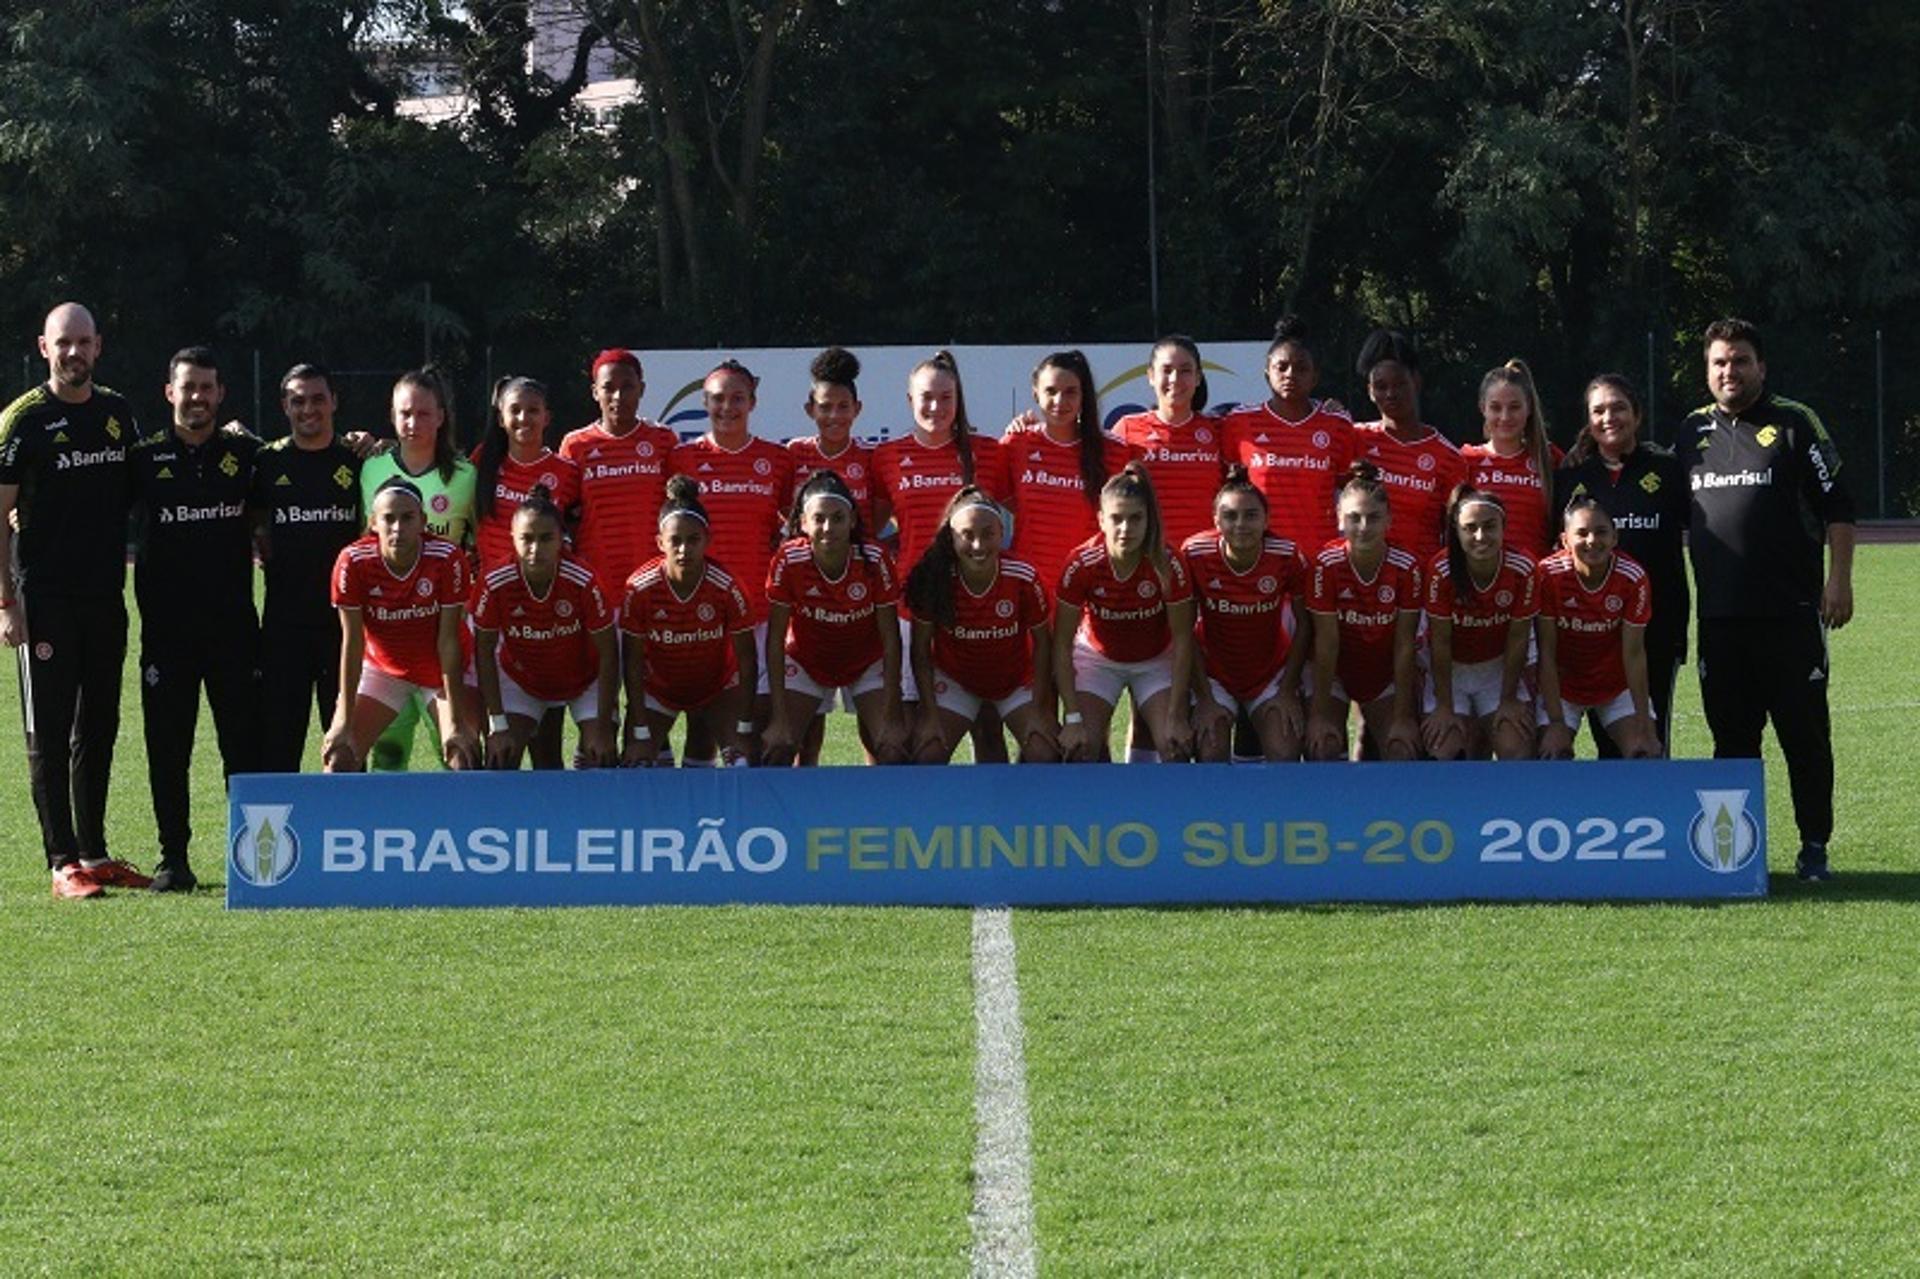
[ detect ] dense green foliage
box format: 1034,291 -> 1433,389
4,2 -> 1917,505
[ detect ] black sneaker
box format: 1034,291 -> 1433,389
150,859 -> 198,893
1794,846 -> 1832,883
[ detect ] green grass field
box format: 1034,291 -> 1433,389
2,549 -> 1915,1274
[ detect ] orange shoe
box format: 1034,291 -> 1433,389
82,859 -> 154,890
52,864 -> 106,899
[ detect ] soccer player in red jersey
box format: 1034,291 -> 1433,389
472,487 -> 617,770
1001,350 -> 1134,593
619,476 -> 756,767
1053,464 -> 1195,762
762,471 -> 907,765
322,480 -> 480,771
789,346 -> 880,529
473,377 -> 582,572
1459,360 -> 1562,562
1112,336 -> 1223,545
1182,465 -> 1310,762
1351,328 -> 1465,566
1220,316 -> 1356,555
1535,497 -> 1659,759
1305,463 -> 1421,761
561,349 -> 681,589
1421,486 -> 1537,761
904,487 -> 1058,764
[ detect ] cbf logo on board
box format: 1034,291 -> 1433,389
1688,789 -> 1760,873
231,804 -> 301,887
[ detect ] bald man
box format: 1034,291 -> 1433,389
0,303 -> 152,897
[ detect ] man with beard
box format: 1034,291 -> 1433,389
0,303 -> 147,898
128,346 -> 261,891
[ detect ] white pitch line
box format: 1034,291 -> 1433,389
970,906 -> 1037,1279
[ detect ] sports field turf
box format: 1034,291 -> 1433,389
1,547 -> 1914,1274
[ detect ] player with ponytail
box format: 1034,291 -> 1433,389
1461,359 -> 1561,560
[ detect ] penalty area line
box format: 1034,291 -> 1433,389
970,906 -> 1037,1279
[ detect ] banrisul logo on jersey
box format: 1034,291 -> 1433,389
1688,789 -> 1760,873
231,804 -> 301,888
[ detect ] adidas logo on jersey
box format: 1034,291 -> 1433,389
1208,578 -> 1223,589
512,606 -> 527,617
275,474 -> 292,486
1255,433 -> 1269,443
1339,588 -> 1353,600
654,608 -> 667,619
53,430 -> 70,443
806,586 -> 823,597
698,462 -> 715,473
156,466 -> 173,479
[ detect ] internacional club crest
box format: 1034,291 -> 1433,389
231,804 -> 301,888
1688,789 -> 1761,874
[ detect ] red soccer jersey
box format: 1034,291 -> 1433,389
1307,541 -> 1422,705
1056,536 -> 1192,663
1424,548 -> 1539,667
1352,423 -> 1467,567
1111,411 -> 1223,545
928,557 -> 1051,702
787,437 -> 878,530
472,556 -> 613,703
560,420 -> 681,589
1000,422 -> 1136,597
619,558 -> 752,709
332,534 -> 472,688
669,434 -> 797,623
766,538 -> 900,689
1460,442 -> 1565,562
872,433 -> 1012,589
1181,531 -> 1306,702
1537,549 -> 1651,707
473,450 -> 582,572
1220,401 -> 1356,555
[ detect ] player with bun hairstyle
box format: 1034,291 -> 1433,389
875,350 -> 1012,760
619,475 -> 756,767
904,487 -> 1058,764
1421,485 -> 1536,761
1535,495 -> 1659,759
790,346 -> 880,528
1182,465 -> 1310,761
1052,462 -> 1195,762
323,478 -> 480,771
762,469 -> 907,765
1351,328 -> 1465,565
471,485 -> 618,769
669,358 -> 797,757
1221,316 -> 1356,554
473,377 -> 580,572
561,349 -> 681,589
1461,360 -> 1561,561
1111,335 -> 1223,544
1306,462 -> 1422,761
1001,349 -> 1136,594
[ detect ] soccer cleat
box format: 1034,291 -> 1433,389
150,859 -> 198,894
51,864 -> 105,900
82,859 -> 155,890
1795,845 -> 1833,883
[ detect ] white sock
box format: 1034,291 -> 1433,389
1126,747 -> 1160,764
681,754 -> 718,768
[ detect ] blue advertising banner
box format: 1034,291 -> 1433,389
226,761 -> 1768,910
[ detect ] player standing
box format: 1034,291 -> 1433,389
1420,487 -> 1536,761
1534,497 -> 1658,759
1305,463 -> 1422,761
904,487 -> 1058,764
789,346 -> 879,528
1052,464 -> 1195,763
1001,350 -> 1134,594
1460,360 -> 1561,561
1111,336 -> 1222,545
1351,328 -> 1465,566
762,471 -> 907,765
1182,466 -> 1310,762
473,377 -> 580,572
619,476 -> 756,767
1220,316 -> 1356,555
561,349 -> 681,588
472,487 -> 618,770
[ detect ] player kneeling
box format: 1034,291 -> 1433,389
1053,463 -> 1195,762
1421,486 -> 1536,760
472,486 -> 618,769
323,479 -> 481,771
904,487 -> 1058,763
1535,497 -> 1659,758
1306,463 -> 1421,761
619,476 -> 756,766
762,471 -> 908,765
1182,466 -> 1310,761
